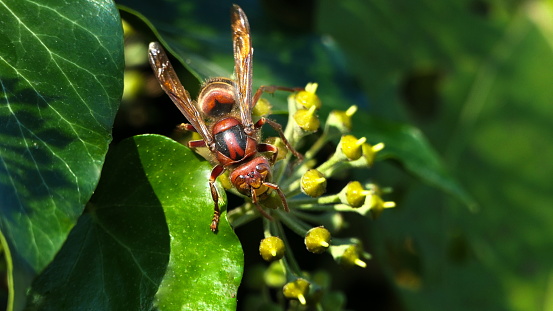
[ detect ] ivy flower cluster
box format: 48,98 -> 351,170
227,83 -> 395,309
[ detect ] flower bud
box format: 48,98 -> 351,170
339,244 -> 368,268
264,261 -> 286,287
368,193 -> 396,218
301,169 -> 327,197
123,70 -> 143,100
283,278 -> 310,305
218,170 -> 233,190
295,82 -> 321,109
259,236 -> 285,262
305,226 -> 331,254
294,105 -> 320,132
343,181 -> 370,208
339,135 -> 366,160
326,105 -> 357,134
362,142 -> 385,166
253,97 -> 272,116
330,241 -> 370,268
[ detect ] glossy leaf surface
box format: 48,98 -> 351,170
0,0 -> 123,309
26,135 -> 243,310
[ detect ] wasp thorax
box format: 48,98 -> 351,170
212,117 -> 257,164
198,78 -> 235,117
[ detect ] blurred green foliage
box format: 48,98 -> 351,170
316,0 -> 553,310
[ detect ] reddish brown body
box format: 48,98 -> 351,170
212,118 -> 257,164
148,5 -> 302,232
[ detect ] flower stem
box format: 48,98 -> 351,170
275,209 -> 310,237
289,194 -> 341,206
274,220 -> 302,275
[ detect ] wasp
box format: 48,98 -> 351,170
148,5 -> 303,232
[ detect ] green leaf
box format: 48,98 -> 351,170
26,135 -> 243,310
143,135 -> 243,311
0,0 -> 123,309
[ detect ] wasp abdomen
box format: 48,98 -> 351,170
198,79 -> 235,117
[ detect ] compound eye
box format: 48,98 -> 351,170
256,164 -> 270,178
234,175 -> 247,188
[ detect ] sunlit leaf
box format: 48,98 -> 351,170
26,135 -> 243,310
0,0 -> 123,309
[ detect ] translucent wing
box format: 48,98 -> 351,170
148,42 -> 214,146
231,4 -> 254,130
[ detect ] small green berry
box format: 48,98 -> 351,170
283,278 -> 310,305
305,226 -> 331,254
301,169 -> 327,197
294,105 -> 320,132
259,236 -> 285,262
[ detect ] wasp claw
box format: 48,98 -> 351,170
210,212 -> 220,232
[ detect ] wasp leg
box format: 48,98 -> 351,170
188,140 -> 207,148
177,123 -> 197,132
175,124 -> 207,148
255,118 -> 304,162
257,143 -> 278,165
209,165 -> 225,232
250,187 -> 274,220
252,85 -> 303,108
263,182 -> 289,212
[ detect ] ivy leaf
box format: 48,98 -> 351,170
0,0 -> 123,309
26,135 -> 243,310
138,135 -> 243,311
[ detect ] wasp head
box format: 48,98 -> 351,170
230,157 -> 272,198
